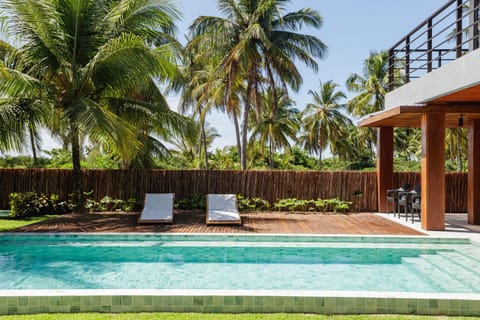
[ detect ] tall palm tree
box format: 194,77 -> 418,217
189,0 -> 327,169
0,0 -> 181,211
249,89 -> 299,169
346,51 -> 391,160
301,80 -> 352,168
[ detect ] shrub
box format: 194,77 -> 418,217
9,192 -> 58,218
273,197 -> 352,213
237,195 -> 270,211
174,193 -> 206,210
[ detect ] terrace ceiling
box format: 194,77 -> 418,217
359,84 -> 480,128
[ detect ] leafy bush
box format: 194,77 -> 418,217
237,195 -> 270,211
9,192 -> 70,218
174,193 -> 206,210
273,197 -> 352,213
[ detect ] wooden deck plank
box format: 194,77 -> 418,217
11,211 -> 425,235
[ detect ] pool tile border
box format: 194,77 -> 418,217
1,290 -> 480,316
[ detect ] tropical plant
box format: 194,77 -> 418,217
189,0 -> 327,169
346,51 -> 391,159
249,89 -> 300,169
301,80 -> 352,168
0,0 -> 182,211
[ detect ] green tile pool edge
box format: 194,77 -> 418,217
1,291 -> 480,316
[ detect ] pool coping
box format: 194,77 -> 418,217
1,232 -> 480,316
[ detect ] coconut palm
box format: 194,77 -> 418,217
346,51 -> 390,159
0,0 -> 181,211
189,0 -> 327,169
249,89 -> 299,169
301,80 -> 352,168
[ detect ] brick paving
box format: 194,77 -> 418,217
13,211 -> 425,235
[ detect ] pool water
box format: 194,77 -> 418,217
0,234 -> 479,293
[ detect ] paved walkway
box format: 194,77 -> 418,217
13,211 -> 425,235
378,212 -> 480,241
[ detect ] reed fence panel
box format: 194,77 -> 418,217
0,169 -> 467,212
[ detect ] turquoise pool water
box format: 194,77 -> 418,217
0,234 -> 479,293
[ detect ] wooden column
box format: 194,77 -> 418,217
376,127 -> 394,213
421,112 -> 445,230
468,119 -> 480,224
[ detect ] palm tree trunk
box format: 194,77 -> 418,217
456,129 -> 463,172
71,127 -> 85,213
318,148 -> 323,169
241,77 -> 253,170
29,125 -> 38,167
269,139 -> 274,169
233,112 -> 242,160
200,118 -> 209,170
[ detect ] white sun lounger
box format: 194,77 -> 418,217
138,193 -> 174,224
206,194 -> 241,225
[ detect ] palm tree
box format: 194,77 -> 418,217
189,0 -> 327,169
346,51 -> 391,160
249,89 -> 299,169
0,0 -> 181,211
301,80 -> 352,168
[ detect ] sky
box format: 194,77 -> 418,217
166,0 -> 442,150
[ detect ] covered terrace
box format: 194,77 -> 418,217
360,0 -> 480,230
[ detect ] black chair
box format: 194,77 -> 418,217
398,184 -> 421,221
386,183 -> 411,216
410,194 -> 421,223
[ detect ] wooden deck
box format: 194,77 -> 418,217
13,211 -> 425,235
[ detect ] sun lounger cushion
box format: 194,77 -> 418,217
207,194 -> 241,225
138,193 -> 174,224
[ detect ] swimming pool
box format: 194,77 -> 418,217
1,234 -> 480,315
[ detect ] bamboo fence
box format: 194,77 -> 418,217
0,169 -> 468,212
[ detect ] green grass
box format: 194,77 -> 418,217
0,314 -> 479,320
0,215 -> 56,232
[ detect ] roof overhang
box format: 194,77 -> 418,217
359,104 -> 480,128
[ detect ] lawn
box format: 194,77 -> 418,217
0,215 -> 57,232
0,314 -> 479,320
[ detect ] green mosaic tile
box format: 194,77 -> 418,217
233,296 -> 243,306
101,305 -> 112,312
0,298 -> 8,308
172,297 -> 183,306
449,299 -> 460,311
213,296 -> 223,306
417,300 -> 428,314
386,299 -> 397,312
7,297 -> 17,307
80,296 -> 91,306
284,297 -> 295,307
7,307 -> 17,314
428,299 -> 439,309
223,296 -> 234,306
132,296 -> 143,306
112,296 -> 122,306
182,296 -> 193,306
18,297 -> 28,306
273,297 -> 284,307
152,296 -> 163,306
38,306 -> 49,313
100,296 -> 112,306
143,296 -> 153,306
304,297 -> 315,307
0,306 -> 8,315
315,297 -> 325,307
254,296 -> 264,306
263,297 -> 275,307
242,296 -> 253,306
213,306 -> 224,313
203,296 -> 213,306
194,297 -> 203,306
460,300 -> 471,312
27,306 -> 39,314
70,296 -> 80,306
70,306 -> 80,312
203,306 -> 215,313
110,305 -> 122,313
121,296 -> 132,305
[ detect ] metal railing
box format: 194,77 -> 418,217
388,0 -> 480,91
